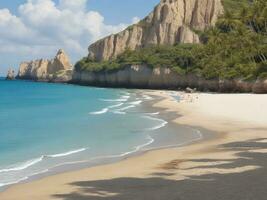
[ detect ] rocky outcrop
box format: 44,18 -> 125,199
72,65 -> 267,93
88,0 -> 224,61
252,79 -> 267,94
6,68 -> 15,80
17,49 -> 73,82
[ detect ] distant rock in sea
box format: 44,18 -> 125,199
6,68 -> 15,80
17,49 -> 73,83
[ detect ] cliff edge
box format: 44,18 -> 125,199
17,49 -> 73,82
73,64 -> 267,93
88,0 -> 224,61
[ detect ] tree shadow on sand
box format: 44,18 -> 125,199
52,138 -> 267,200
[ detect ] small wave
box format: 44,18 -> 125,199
0,169 -> 50,188
129,100 -> 142,105
51,135 -> 154,170
100,95 -> 130,103
133,136 -> 154,151
0,157 -> 44,173
47,148 -> 87,158
121,95 -> 130,99
117,105 -> 135,111
89,108 -> 109,115
143,116 -> 168,131
108,103 -> 124,109
112,111 -> 126,115
0,148 -> 87,174
30,169 -> 49,176
148,122 -> 168,131
88,136 -> 154,160
146,112 -> 160,115
100,98 -> 128,102
118,136 -> 154,157
144,128 -> 203,151
142,95 -> 153,100
0,177 -> 28,188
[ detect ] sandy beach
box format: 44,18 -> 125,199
1,91 -> 267,200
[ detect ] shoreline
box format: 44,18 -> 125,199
1,90 -> 267,199
0,89 -> 211,193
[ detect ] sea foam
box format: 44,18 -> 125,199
46,148 -> 87,158
129,100 -> 142,105
100,94 -> 130,102
0,148 -> 87,174
143,116 -> 168,131
108,103 -> 124,109
117,105 -> 135,111
0,157 -> 44,173
89,108 -> 109,115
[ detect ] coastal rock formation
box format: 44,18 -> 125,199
252,79 -> 267,94
6,69 -> 15,80
73,65 -> 267,93
88,0 -> 224,61
17,49 -> 73,82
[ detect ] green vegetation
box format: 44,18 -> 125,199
75,0 -> 267,80
75,58 -> 121,72
222,0 -> 251,13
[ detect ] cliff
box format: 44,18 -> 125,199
17,49 -> 73,82
88,0 -> 224,61
72,65 -> 267,93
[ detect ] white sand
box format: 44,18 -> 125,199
187,93 -> 267,126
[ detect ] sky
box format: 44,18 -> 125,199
0,0 -> 159,76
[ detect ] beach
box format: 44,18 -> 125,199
1,91 -> 267,200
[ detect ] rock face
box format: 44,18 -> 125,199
72,65 -> 267,93
17,49 -> 73,82
88,0 -> 224,61
6,68 -> 15,80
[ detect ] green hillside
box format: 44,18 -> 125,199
75,0 -> 267,80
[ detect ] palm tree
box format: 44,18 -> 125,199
238,5 -> 256,31
217,11 -> 242,32
250,0 -> 265,33
259,7 -> 267,33
207,27 -> 223,44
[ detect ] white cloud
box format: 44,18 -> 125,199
59,0 -> 87,11
0,0 -> 138,75
0,9 -> 32,42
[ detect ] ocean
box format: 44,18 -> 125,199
0,78 -> 202,188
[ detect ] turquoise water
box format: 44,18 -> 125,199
0,79 -> 167,187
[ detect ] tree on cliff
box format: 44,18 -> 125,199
75,0 -> 267,81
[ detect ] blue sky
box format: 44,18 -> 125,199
0,0 -> 159,76
0,0 -> 158,24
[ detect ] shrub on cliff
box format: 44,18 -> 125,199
75,0 -> 267,81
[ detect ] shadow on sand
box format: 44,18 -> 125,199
52,138 -> 267,200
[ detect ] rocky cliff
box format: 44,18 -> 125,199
88,0 -> 224,61
72,65 -> 267,93
6,69 -> 15,80
17,49 -> 73,82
